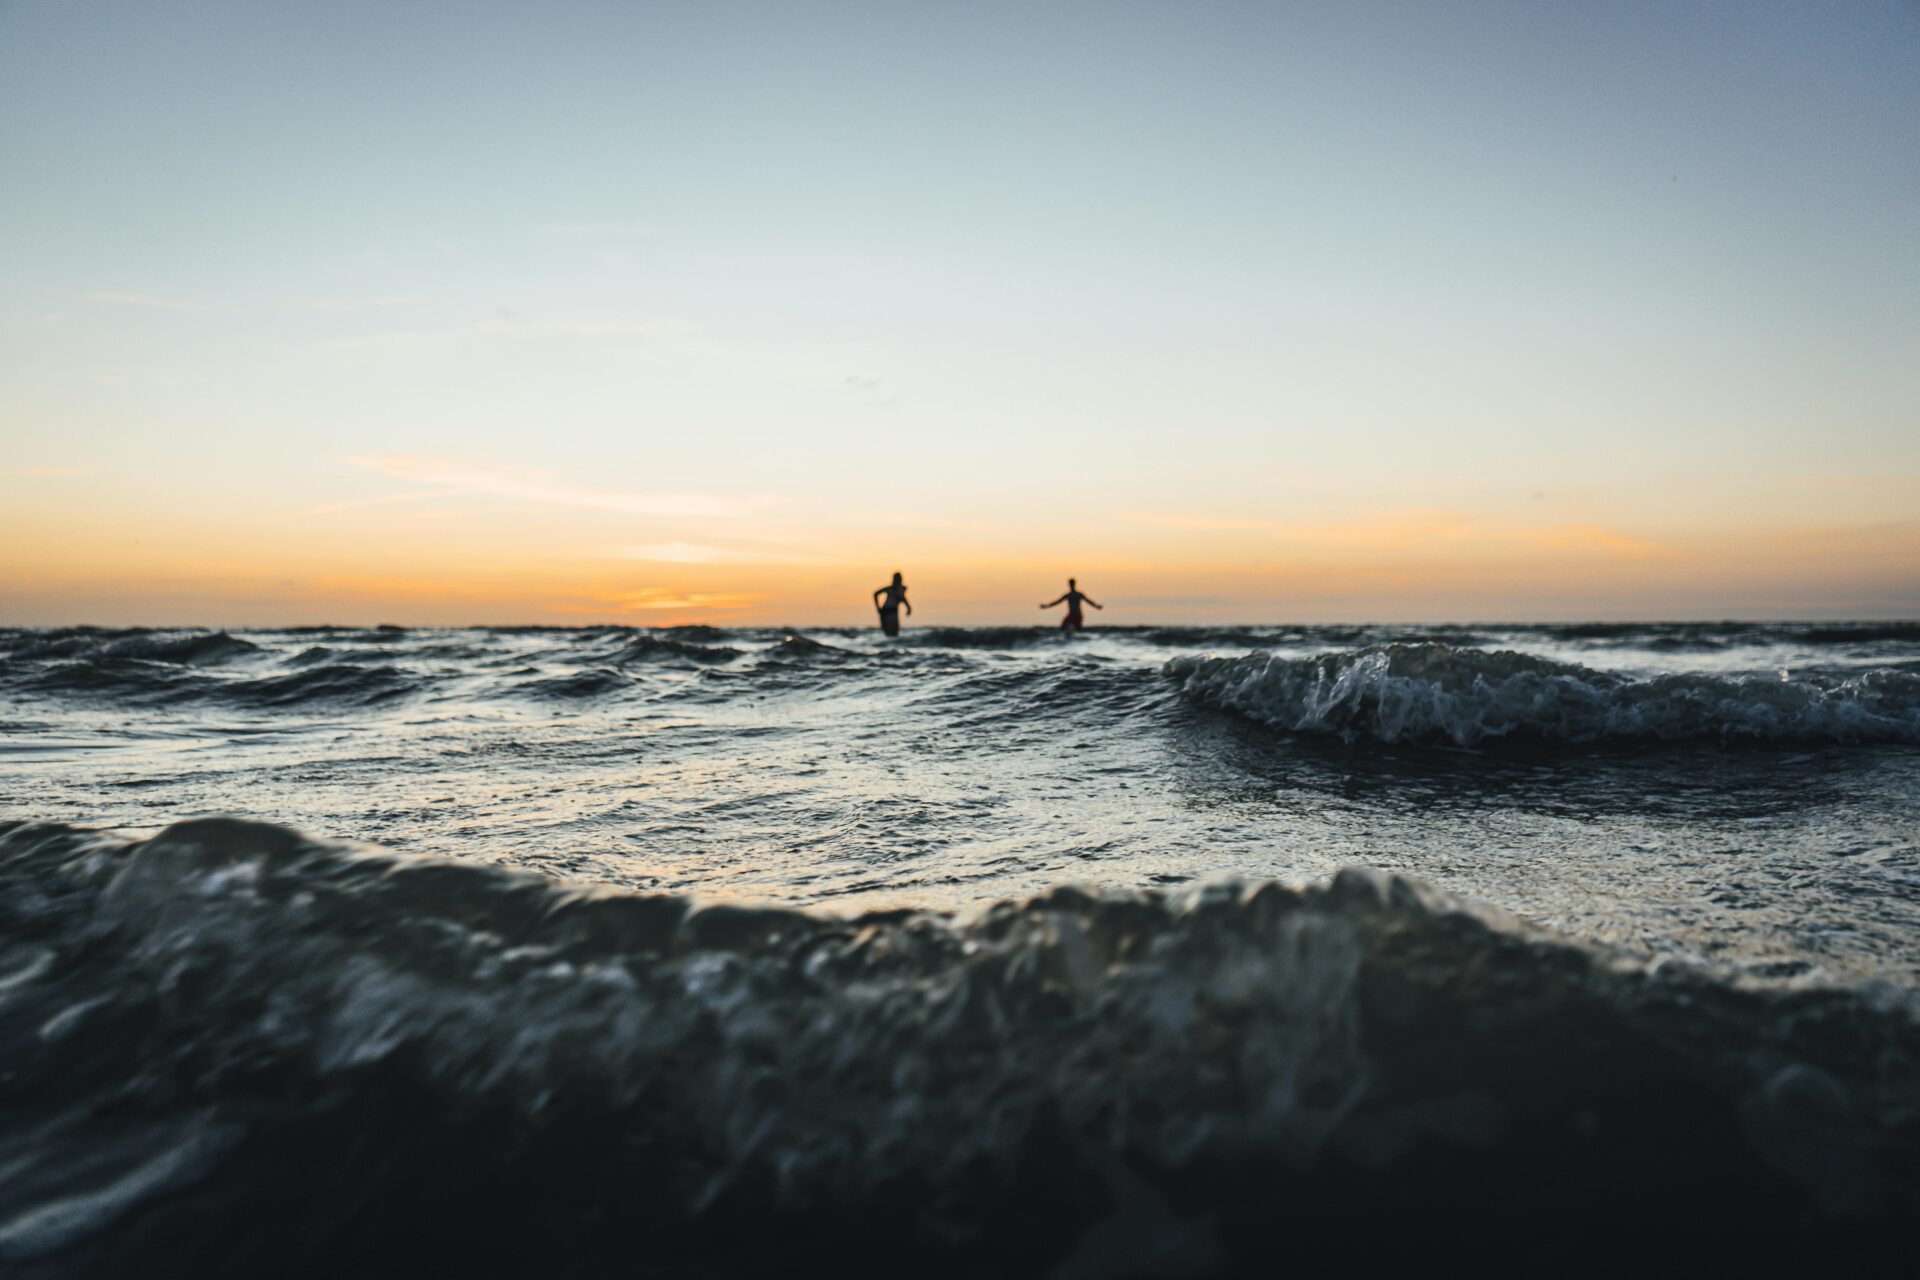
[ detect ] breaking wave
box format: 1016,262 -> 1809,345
0,818 -> 1911,1276
1168,644 -> 1920,745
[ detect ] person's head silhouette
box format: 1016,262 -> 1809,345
892,571 -> 904,587
1069,578 -> 1077,589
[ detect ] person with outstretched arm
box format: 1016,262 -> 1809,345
1040,578 -> 1101,632
873,571 -> 911,636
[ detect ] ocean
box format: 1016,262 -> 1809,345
2,622 -> 1917,1273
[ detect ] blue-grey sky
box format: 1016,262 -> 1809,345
3,1 -> 1916,623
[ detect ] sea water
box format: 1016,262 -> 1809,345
2,622 -> 1917,1273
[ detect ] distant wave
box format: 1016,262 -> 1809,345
517,668 -> 634,699
906,626 -> 1059,649
221,662 -> 416,707
317,625 -> 411,645
1795,622 -> 1920,644
1542,621 -> 1702,641
1168,644 -> 1920,745
6,654 -> 417,708
0,817 -> 1910,1275
648,624 -> 737,644
613,635 -> 744,665
286,645 -> 341,666
4,626 -> 1916,733
19,659 -> 188,700
761,633 -> 853,660
6,630 -> 260,666
1540,621 -> 1920,647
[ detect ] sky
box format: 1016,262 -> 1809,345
2,0 -> 1916,626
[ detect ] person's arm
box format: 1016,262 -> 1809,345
1040,594 -> 1066,608
1086,596 -> 1103,610
903,595 -> 912,616
873,587 -> 885,607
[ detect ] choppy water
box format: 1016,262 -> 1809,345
3,622 -> 1918,1273
5,622 -> 1918,981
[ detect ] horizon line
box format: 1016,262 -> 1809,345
12,615 -> 1920,631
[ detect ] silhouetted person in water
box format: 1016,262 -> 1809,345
1040,578 -> 1102,632
873,571 -> 911,636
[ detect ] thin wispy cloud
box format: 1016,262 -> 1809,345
1531,524 -> 1671,558
345,455 -> 765,520
279,488 -> 463,522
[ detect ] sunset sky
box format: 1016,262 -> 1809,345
4,1 -> 1916,625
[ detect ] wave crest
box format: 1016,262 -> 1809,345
907,626 -> 1057,649
517,668 -> 634,699
614,635 -> 744,665
1168,644 -> 1920,745
0,818 -> 1912,1275
6,629 -> 260,666
761,633 -> 852,660
223,661 -> 416,707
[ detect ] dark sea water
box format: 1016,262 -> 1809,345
2,623 -> 1917,1273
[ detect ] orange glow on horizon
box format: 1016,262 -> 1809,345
5,507 -> 1915,628
5,454 -> 1916,626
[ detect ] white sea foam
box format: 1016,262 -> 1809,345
1167,644 -> 1920,745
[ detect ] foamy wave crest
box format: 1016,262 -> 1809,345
1168,644 -> 1920,745
0,818 -> 1913,1274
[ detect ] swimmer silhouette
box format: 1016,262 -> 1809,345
873,571 -> 911,637
1040,578 -> 1102,632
